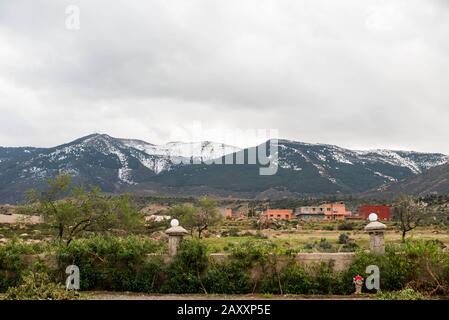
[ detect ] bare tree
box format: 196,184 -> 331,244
393,195 -> 433,242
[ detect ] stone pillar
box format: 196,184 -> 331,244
165,219 -> 188,257
364,213 -> 387,254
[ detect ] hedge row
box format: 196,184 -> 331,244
2,237 -> 449,295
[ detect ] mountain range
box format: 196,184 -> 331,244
0,133 -> 448,203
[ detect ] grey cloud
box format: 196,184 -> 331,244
0,0 -> 448,154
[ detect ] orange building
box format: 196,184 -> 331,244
263,209 -> 293,220
296,202 -> 352,221
225,208 -> 245,219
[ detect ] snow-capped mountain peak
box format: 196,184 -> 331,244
120,139 -> 241,163
1,134 -> 448,203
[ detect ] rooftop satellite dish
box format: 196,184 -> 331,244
170,219 -> 179,227
368,213 -> 378,222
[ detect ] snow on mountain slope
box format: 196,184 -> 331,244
273,139 -> 449,186
1,134 -> 449,203
121,139 -> 242,163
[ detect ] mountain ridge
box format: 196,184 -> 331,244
0,133 -> 448,203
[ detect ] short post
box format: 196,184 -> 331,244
364,213 -> 387,254
165,219 -> 188,257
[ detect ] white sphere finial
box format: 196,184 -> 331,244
368,213 -> 378,222
170,219 -> 179,227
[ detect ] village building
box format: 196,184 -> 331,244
296,202 -> 352,221
358,205 -> 391,221
225,208 -> 246,219
262,209 -> 293,220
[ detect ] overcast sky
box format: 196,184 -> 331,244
0,0 -> 448,153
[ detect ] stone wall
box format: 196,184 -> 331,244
294,252 -> 355,272
25,252 -> 355,273
208,252 -> 355,272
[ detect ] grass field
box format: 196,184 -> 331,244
201,224 -> 449,253
1,216 -> 448,254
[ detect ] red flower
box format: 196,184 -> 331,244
353,275 -> 364,282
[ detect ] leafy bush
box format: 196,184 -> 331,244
204,261 -> 252,294
162,239 -> 209,293
308,263 -> 345,294
342,247 -> 413,293
5,272 -> 82,300
377,288 -> 426,300
318,238 -> 334,251
303,238 -> 335,252
403,240 -> 449,294
0,239 -> 45,292
343,240 -> 449,295
338,233 -> 350,244
340,242 -> 359,252
260,262 -> 312,294
231,240 -> 276,266
337,222 -> 354,231
56,235 -> 165,292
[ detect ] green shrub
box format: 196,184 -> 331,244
340,242 -> 359,252
281,264 -> 312,294
342,247 -> 414,293
0,239 -> 44,292
376,288 -> 426,300
337,222 -> 354,231
303,243 -> 314,250
403,240 -> 449,294
5,272 -> 82,300
343,241 -> 449,294
260,260 -> 347,295
338,233 -> 350,244
308,263 -> 345,294
162,239 -> 209,293
318,238 -> 334,251
56,235 -> 164,292
303,239 -> 335,252
231,240 -> 276,266
204,260 -> 252,294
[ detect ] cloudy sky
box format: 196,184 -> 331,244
0,0 -> 448,153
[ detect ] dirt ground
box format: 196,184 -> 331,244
0,214 -> 42,224
88,292 -> 373,300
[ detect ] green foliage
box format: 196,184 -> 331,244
169,197 -> 222,238
376,288 -> 426,300
204,261 -> 252,294
337,221 -> 354,231
56,235 -> 164,292
3,231 -> 449,297
0,239 -> 44,292
338,233 -> 350,244
343,240 -> 449,295
308,263 -> 346,294
162,239 -> 209,293
5,272 -> 82,300
260,262 -> 312,294
303,238 -> 335,252
343,247 -> 414,293
231,240 -> 276,266
26,174 -> 144,245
